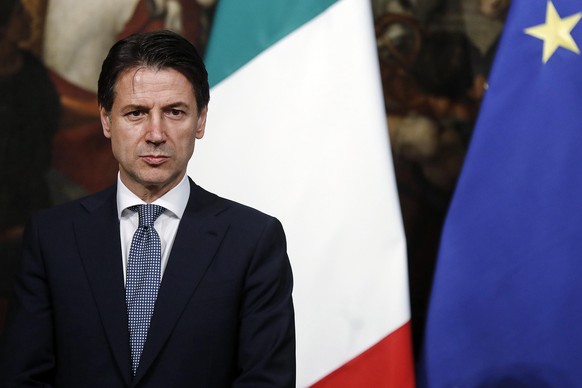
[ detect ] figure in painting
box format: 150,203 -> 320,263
0,0 -> 60,328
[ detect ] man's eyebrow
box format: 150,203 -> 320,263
121,104 -> 149,112
121,102 -> 190,110
163,102 -> 190,109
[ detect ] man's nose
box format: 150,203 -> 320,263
145,115 -> 166,144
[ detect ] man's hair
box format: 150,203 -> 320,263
97,30 -> 210,114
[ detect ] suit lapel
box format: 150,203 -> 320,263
75,187 -> 132,385
133,181 -> 230,384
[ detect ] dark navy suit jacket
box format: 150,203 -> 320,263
0,180 -> 295,387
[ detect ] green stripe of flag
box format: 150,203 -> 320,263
204,0 -> 338,87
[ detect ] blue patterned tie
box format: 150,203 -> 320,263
126,204 -> 165,375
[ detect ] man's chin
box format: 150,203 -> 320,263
121,170 -> 183,196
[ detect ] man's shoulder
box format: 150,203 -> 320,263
34,185 -> 116,222
192,183 -> 280,231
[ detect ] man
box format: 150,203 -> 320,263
0,30 -> 296,387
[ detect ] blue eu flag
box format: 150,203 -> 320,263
420,0 -> 582,386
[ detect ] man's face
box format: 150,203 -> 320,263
100,67 -> 207,201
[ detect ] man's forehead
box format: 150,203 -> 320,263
113,67 -> 197,105
117,66 -> 189,86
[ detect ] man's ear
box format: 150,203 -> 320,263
195,106 -> 208,140
100,107 -> 112,139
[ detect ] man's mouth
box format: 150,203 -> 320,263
141,155 -> 169,165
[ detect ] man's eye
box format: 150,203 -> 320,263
169,109 -> 184,116
125,110 -> 144,118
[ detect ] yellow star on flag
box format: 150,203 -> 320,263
525,0 -> 582,63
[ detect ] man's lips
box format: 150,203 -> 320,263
141,155 -> 169,165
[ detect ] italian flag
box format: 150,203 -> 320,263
188,0 -> 415,386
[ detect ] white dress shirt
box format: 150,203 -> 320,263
117,174 -> 190,284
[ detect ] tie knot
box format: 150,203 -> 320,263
131,204 -> 165,227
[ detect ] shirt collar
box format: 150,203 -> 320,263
116,173 -> 190,220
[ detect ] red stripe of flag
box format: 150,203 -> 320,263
311,322 -> 415,387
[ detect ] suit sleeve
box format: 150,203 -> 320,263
234,217 -> 296,388
0,216 -> 56,386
